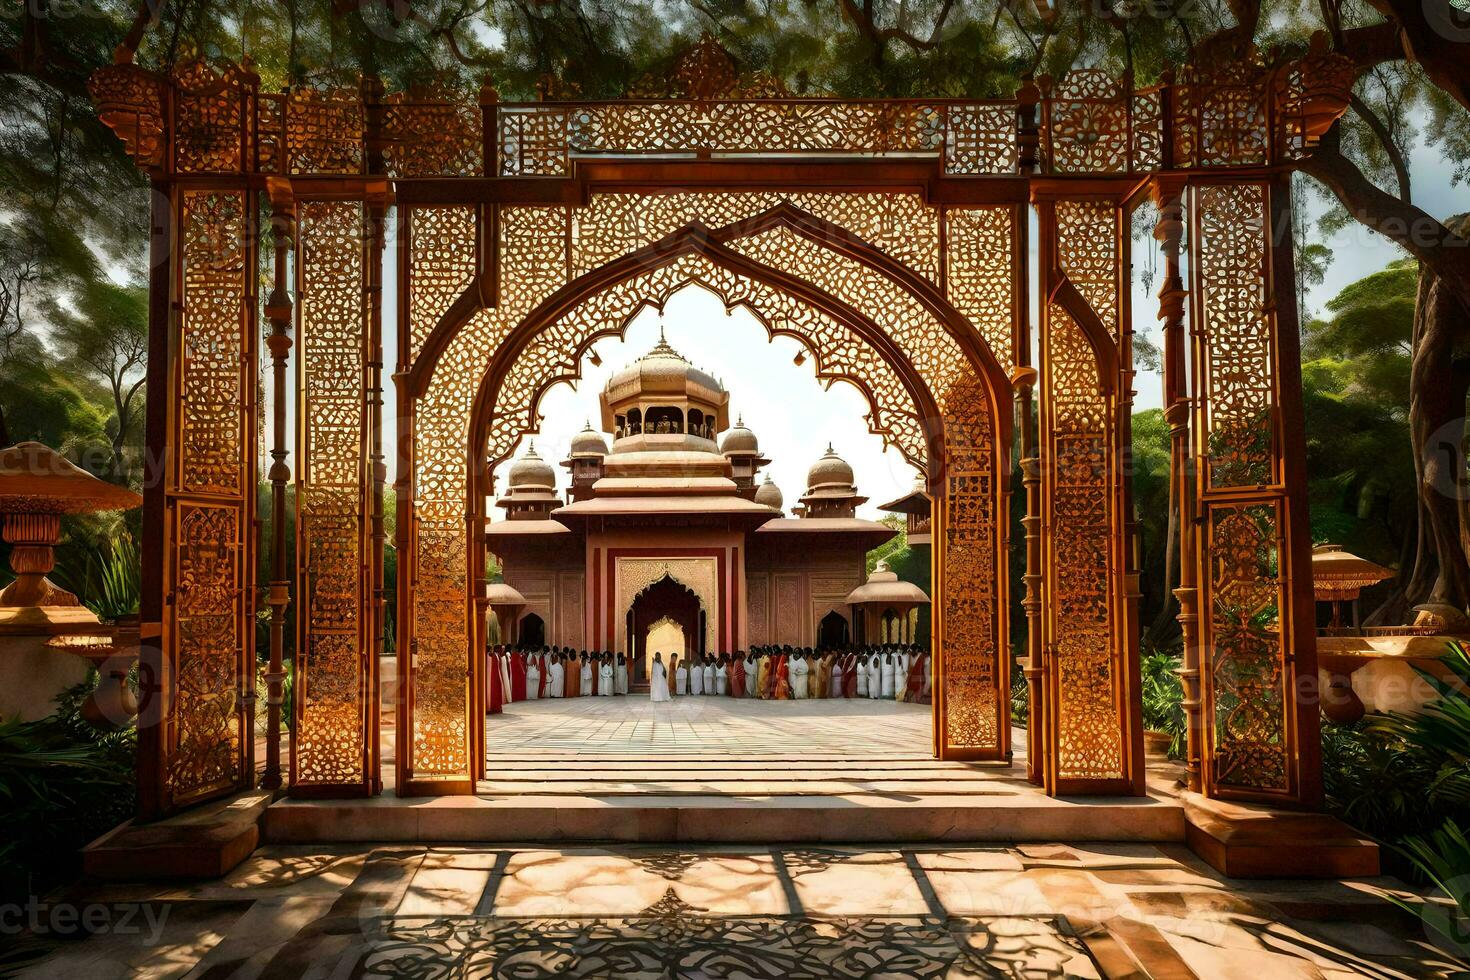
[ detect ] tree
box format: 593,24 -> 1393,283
51,280 -> 148,483
1301,260 -> 1419,618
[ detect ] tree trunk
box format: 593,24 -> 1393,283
1405,247 -> 1470,620
1144,494 -> 1181,650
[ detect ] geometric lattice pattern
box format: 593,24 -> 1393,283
163,190 -> 255,811
293,200 -> 371,791
1192,182 -> 1294,796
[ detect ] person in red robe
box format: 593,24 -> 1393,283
537,650 -> 548,698
730,650 -> 745,698
905,647 -> 926,703
510,647 -> 527,701
487,650 -> 503,714
843,651 -> 859,698
774,652 -> 791,700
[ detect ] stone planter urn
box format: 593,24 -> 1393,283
0,442 -> 141,722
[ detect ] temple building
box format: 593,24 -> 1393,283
485,335 -> 921,682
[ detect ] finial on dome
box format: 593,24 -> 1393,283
736,413 -> 744,427
826,442 -> 834,454
527,440 -> 538,456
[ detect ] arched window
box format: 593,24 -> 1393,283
645,406 -> 683,434
688,408 -> 704,437
519,612 -> 546,647
626,408 -> 642,435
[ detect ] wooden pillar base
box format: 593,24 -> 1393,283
1182,792 -> 1379,879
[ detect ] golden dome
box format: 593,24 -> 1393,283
569,422 -> 609,458
754,473 -> 784,510
508,442 -> 556,489
604,332 -> 723,399
804,444 -> 856,495
720,415 -> 760,455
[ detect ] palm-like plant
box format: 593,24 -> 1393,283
1390,820 -> 1470,964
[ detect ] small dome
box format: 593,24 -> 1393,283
569,422 -> 608,457
721,415 -> 759,455
754,473 -> 783,510
508,442 -> 556,490
805,444 -> 855,493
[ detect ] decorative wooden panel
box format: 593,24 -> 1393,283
1189,181 -> 1317,804
1036,199 -> 1141,794
292,200 -> 372,793
157,189 -> 256,814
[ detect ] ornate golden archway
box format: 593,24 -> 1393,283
89,36 -> 1351,816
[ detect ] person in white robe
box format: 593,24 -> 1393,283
690,656 -> 704,695
615,653 -> 629,695
580,655 -> 593,696
867,653 -> 881,699
499,652 -> 514,704
650,653 -> 671,702
548,655 -> 564,698
702,658 -> 715,695
790,653 -> 808,699
830,657 -> 844,698
893,648 -> 909,703
599,656 -> 614,696
674,655 -> 688,695
856,654 -> 869,697
880,652 -> 896,698
745,653 -> 759,697
525,655 -> 540,700
715,656 -> 728,696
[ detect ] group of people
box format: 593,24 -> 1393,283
487,643 -> 931,712
649,645 -> 930,704
485,647 -> 630,714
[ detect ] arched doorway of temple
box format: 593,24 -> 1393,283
817,611 -> 850,648
628,573 -> 703,688
519,613 -> 545,647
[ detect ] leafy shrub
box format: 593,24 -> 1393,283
1390,820 -> 1470,964
1140,649 -> 1185,758
0,683 -> 135,906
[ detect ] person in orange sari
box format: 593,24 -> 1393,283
730,651 -> 745,698
905,645 -> 927,703
774,650 -> 792,699
757,651 -> 773,699
817,651 -> 833,699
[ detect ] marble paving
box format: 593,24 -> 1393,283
12,842 -> 1461,978
485,695 -> 935,757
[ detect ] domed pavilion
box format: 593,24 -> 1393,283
486,336 -> 913,684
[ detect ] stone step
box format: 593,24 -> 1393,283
262,791 -> 1188,845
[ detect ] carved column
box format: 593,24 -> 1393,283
363,76 -> 388,795
261,182 -> 294,793
1154,178 -> 1202,793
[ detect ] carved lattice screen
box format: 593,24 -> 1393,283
142,189 -> 257,816
1188,180 -> 1319,804
291,200 -> 375,793
1037,199 -> 1143,795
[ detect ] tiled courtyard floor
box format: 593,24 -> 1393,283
485,695 -> 935,756
12,841 -> 1461,978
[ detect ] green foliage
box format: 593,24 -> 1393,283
1389,820 -> 1470,964
1139,650 -> 1185,758
1323,643 -> 1470,849
50,531 -> 140,621
0,684 -> 135,906
1131,410 -> 1174,642
1300,260 -> 1417,598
